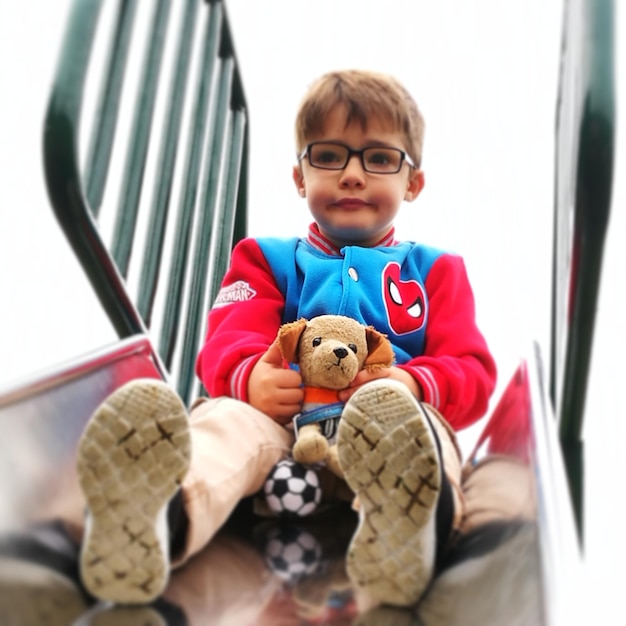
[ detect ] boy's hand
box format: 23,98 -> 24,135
248,342 -> 303,426
337,366 -> 422,403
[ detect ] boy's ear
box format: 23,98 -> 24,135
404,169 -> 425,202
292,165 -> 306,197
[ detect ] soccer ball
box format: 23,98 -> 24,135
264,459 -> 322,517
262,523 -> 323,581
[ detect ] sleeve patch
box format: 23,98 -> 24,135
213,280 -> 257,308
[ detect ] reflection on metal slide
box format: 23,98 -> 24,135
0,0 -> 613,623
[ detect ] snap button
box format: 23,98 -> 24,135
348,267 -> 359,281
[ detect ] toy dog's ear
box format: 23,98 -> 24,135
277,318 -> 308,363
364,327 -> 395,370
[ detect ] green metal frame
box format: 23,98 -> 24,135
43,0 -> 249,406
551,0 -> 615,537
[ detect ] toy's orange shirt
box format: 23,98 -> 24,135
302,386 -> 342,406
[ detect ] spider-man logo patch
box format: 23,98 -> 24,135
382,262 -> 426,335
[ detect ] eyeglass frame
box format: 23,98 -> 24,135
297,141 -> 416,174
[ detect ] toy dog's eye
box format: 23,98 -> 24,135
348,343 -> 358,354
312,337 -> 322,347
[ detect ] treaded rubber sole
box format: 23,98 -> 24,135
74,604 -> 167,626
0,559 -> 87,626
337,380 -> 441,606
77,379 -> 191,605
353,604 -> 423,626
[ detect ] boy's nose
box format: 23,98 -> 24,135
339,154 -> 366,187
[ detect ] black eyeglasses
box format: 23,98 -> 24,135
298,141 -> 416,174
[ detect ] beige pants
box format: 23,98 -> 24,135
177,397 -> 294,563
175,396 -> 535,566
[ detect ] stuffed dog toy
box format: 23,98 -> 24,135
277,314 -> 394,477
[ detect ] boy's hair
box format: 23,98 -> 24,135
295,69 -> 425,168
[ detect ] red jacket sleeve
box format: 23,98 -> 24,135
195,238 -> 285,400
398,254 -> 497,429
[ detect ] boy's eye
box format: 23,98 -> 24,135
367,152 -> 389,163
365,150 -> 393,165
315,149 -> 342,164
312,337 -> 322,347
363,148 -> 404,172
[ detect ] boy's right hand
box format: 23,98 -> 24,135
248,342 -> 303,426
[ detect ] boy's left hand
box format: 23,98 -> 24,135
337,366 -> 422,403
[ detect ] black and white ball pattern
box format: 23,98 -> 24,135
264,459 -> 322,517
262,524 -> 323,581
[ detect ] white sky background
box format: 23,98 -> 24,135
1,0 -> 624,618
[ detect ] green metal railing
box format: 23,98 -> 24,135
43,0 -> 248,406
551,0 -> 615,537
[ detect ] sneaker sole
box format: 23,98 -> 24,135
73,604 -> 167,626
0,558 -> 87,626
337,380 -> 441,606
77,379 -> 191,604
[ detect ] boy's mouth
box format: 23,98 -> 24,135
334,198 -> 369,209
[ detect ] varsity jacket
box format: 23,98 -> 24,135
196,223 -> 497,430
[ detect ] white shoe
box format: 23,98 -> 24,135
337,379 -> 442,607
72,602 -> 168,626
0,557 -> 87,626
77,379 -> 191,605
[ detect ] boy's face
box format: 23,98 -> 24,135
293,104 -> 424,248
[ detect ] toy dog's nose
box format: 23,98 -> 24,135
334,347 -> 349,360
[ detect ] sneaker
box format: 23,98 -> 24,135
76,379 -> 191,605
337,379 -> 442,607
416,521 -> 542,625
0,557 -> 87,626
72,603 -> 172,626
353,604 -> 424,626
0,521 -> 91,625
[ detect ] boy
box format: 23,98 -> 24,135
76,69 -> 497,608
